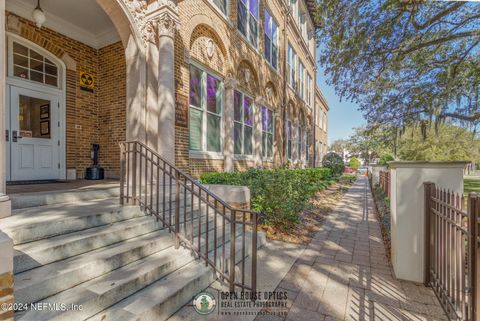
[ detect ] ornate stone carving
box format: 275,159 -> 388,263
121,0 -> 149,44
205,39 -> 215,58
156,11 -> 178,38
6,14 -> 21,34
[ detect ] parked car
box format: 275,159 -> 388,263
344,167 -> 354,173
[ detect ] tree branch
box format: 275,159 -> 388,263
409,2 -> 466,30
400,31 -> 480,55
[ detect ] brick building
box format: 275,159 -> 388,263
0,0 -> 329,199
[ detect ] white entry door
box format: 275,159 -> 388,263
7,86 -> 60,181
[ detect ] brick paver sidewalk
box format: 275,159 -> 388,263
262,176 -> 447,321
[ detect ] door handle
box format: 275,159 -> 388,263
5,130 -> 8,142
12,130 -> 21,142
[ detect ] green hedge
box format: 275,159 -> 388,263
200,168 -> 332,230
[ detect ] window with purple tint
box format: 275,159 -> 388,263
261,106 -> 274,159
206,74 -> 221,114
233,90 -> 253,155
237,0 -> 258,47
189,65 -> 202,108
264,9 -> 278,69
189,65 -> 223,153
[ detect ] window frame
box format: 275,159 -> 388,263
261,106 -> 274,160
237,0 -> 259,48
298,61 -> 305,99
264,8 -> 278,70
211,0 -> 228,16
9,39 -> 60,88
287,43 -> 296,88
287,120 -> 292,161
188,63 -> 224,158
233,89 -> 254,157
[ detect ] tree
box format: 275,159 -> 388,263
349,156 -> 361,170
397,123 -> 480,161
329,139 -> 350,159
314,1 -> 480,130
322,152 -> 345,176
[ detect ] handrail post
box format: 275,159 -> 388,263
119,143 -> 125,205
251,212 -> 258,294
423,182 -> 435,286
230,209 -> 236,292
131,143 -> 137,205
175,171 -> 181,249
468,192 -> 479,321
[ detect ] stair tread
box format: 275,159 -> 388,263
14,216 -> 159,256
3,198 -> 126,228
16,246 -> 195,321
14,229 -> 173,297
85,260 -> 215,321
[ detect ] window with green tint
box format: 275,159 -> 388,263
212,0 -> 227,14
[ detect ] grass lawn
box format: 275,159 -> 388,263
464,179 -> 480,194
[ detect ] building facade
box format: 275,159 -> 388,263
0,0 -> 328,211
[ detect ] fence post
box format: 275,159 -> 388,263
119,143 -> 125,205
230,209 -> 236,292
423,182 -> 434,286
469,193 -> 479,321
175,171 -> 180,249
131,143 -> 137,205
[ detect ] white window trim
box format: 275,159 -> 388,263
237,0 -> 259,48
188,62 -> 225,157
287,43 -> 297,89
264,8 -> 278,70
233,90 -> 254,158
261,106 -> 275,162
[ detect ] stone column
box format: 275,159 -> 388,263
224,78 -> 237,172
0,0 -> 11,218
146,2 -> 179,164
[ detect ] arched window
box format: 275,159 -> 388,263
9,40 -> 60,88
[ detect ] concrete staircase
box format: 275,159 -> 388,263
0,187 -> 264,321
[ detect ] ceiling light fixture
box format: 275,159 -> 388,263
32,0 -> 46,28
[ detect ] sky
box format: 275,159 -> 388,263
315,49 -> 365,146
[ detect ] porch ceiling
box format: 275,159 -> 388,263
6,0 -> 119,49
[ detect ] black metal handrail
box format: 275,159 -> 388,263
119,140 -> 260,292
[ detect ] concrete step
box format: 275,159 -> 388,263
13,202 -> 213,274
16,246 -> 196,321
10,186 -> 120,209
85,261 -> 216,321
14,210 -> 237,306
84,230 -> 266,321
0,199 -> 145,245
14,229 -> 173,305
13,216 -> 164,273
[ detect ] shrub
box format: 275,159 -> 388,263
379,154 -> 394,166
322,152 -> 345,176
199,168 -> 332,230
349,156 -> 361,170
